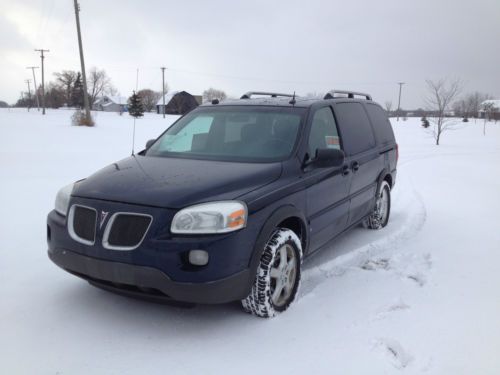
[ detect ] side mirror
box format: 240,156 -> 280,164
313,148 -> 345,168
146,139 -> 155,149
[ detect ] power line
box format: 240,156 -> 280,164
25,79 -> 32,111
35,0 -> 48,46
26,66 -> 40,111
76,63 -> 403,87
35,49 -> 49,115
161,67 -> 166,118
73,0 -> 91,122
53,4 -> 75,40
41,0 -> 56,46
397,82 -> 405,121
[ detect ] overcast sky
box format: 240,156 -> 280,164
1,0 -> 499,108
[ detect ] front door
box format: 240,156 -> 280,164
305,106 -> 351,253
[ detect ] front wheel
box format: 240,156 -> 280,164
241,228 -> 303,318
364,180 -> 391,229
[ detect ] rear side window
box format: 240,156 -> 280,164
308,107 -> 341,157
364,103 -> 395,145
334,102 -> 375,155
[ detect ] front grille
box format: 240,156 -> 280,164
103,213 -> 152,250
69,205 -> 97,244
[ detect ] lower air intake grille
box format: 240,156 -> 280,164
70,205 -> 97,244
104,213 -> 152,250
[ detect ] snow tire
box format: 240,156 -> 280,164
364,180 -> 391,229
241,228 -> 302,318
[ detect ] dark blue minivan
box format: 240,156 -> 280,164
47,90 -> 397,317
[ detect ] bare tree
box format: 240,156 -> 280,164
453,92 -> 493,121
481,102 -> 498,135
138,89 -> 162,112
203,87 -> 227,103
107,86 -> 118,96
465,92 -> 492,118
452,98 -> 471,120
44,82 -> 66,108
425,79 -> 462,145
305,92 -> 321,98
452,100 -> 461,117
384,101 -> 393,114
87,67 -> 115,108
54,70 -> 77,105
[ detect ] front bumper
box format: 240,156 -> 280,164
46,195 -> 274,304
48,247 -> 251,304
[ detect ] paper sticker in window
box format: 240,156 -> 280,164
325,136 -> 340,149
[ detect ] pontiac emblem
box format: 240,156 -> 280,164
99,211 -> 109,229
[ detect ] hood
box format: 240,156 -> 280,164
72,155 -> 282,208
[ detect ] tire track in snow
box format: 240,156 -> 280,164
373,338 -> 414,369
299,174 -> 427,297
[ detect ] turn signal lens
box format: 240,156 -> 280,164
228,209 -> 246,228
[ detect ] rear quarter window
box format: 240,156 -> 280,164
333,102 -> 376,155
364,103 -> 395,145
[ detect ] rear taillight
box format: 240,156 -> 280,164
396,143 -> 399,164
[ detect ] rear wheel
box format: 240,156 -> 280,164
241,228 -> 302,318
364,180 -> 391,229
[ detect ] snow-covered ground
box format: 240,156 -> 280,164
1,109 -> 499,374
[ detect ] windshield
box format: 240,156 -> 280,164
145,106 -> 305,162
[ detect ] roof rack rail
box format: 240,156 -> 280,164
324,90 -> 372,101
240,91 -> 295,99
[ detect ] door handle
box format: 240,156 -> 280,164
342,164 -> 350,176
351,161 -> 360,172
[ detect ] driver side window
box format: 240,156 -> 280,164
308,107 -> 341,157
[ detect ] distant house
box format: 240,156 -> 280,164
156,91 -> 200,115
479,99 -> 500,120
93,95 -> 128,112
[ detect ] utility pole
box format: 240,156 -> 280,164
396,82 -> 405,121
161,67 -> 166,118
26,66 -> 40,111
73,0 -> 91,122
35,49 -> 49,115
25,79 -> 32,111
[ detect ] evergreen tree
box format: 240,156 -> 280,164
421,115 -> 430,128
71,73 -> 83,108
128,91 -> 144,118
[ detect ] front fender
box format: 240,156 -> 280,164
246,205 -> 308,291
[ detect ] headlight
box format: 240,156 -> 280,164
171,201 -> 247,234
55,183 -> 75,216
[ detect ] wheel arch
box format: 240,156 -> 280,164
247,205 -> 308,289
377,168 -> 393,191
